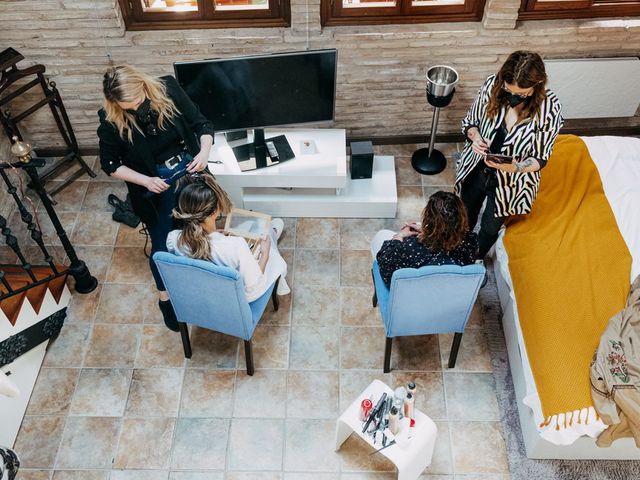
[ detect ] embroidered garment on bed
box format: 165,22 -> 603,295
591,274 -> 640,447
503,134 -> 632,433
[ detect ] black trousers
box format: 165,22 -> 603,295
146,186 -> 178,291
460,163 -> 506,259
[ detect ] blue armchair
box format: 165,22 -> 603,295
153,251 -> 280,376
371,260 -> 485,372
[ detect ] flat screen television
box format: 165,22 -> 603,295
173,49 -> 337,134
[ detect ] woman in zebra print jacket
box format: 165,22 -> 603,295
457,51 -> 563,258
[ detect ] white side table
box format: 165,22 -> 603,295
335,379 -> 438,480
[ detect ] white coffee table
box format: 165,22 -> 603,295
208,128 -> 397,218
335,379 -> 438,480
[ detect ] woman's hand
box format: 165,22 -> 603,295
484,158 -> 518,173
467,127 -> 489,156
187,150 -> 209,173
145,176 -> 170,194
257,234 -> 271,273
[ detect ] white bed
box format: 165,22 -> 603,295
493,135 -> 640,459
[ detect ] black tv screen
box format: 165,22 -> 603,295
174,49 -> 337,133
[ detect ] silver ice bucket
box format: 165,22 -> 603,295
426,65 -> 459,98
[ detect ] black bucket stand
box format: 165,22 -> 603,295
411,89 -> 455,176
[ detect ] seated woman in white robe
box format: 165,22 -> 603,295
166,174 -> 288,302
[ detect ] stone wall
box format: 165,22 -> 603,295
0,0 -> 639,148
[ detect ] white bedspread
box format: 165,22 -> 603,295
495,135 -> 640,446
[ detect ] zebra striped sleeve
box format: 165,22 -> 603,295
530,93 -> 563,169
461,75 -> 495,137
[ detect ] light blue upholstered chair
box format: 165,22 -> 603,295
153,251 -> 280,376
371,260 -> 485,372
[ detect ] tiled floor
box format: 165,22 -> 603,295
13,145 -> 511,479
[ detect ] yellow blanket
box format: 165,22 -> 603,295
503,135 -> 632,428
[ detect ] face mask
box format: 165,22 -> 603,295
502,90 -> 529,108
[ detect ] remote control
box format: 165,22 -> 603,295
266,141 -> 279,161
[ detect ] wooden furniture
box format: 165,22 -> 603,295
0,47 -> 95,196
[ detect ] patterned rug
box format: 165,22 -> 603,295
481,260 -> 640,480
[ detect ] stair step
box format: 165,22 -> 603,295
1,291 -> 27,326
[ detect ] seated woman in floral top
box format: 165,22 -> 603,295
372,191 -> 478,287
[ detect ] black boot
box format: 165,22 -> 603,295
158,299 -> 179,332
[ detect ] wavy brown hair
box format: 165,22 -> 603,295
172,174 -> 232,261
417,191 -> 469,252
486,51 -> 547,121
102,65 -> 179,143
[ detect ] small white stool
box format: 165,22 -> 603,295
335,379 -> 437,480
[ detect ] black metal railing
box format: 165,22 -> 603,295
0,155 -> 97,303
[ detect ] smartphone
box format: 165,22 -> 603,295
486,153 -> 513,164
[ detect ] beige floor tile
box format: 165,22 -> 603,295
73,246 -> 113,284
390,334 -> 441,372
452,475 -> 505,480
450,422 -> 508,474
115,224 -> 147,247
286,370 -> 339,419
423,421 -> 454,475
227,418 -> 284,471
341,250 -> 372,287
52,470 -> 110,479
289,325 -> 339,370
125,368 -> 183,417
339,370 -> 393,412
341,474 -> 396,480
227,474 -> 281,480
276,217 -> 297,249
82,182 -> 128,212
284,419 -> 340,472
44,323 -> 91,367
439,330 -> 492,372
341,286 -> 379,326
296,218 -> 339,248
135,325 -> 186,368
338,434 -> 395,472
56,417 -> 121,469
65,284 -> 102,323
110,471 -> 168,480
280,248 -> 294,284
395,157 -> 423,186
70,368 -> 132,417
285,474 -> 338,480
238,325 -> 289,370
27,368 -> 79,415
396,186 -> 426,222
340,327 -> 386,370
340,229 -> 376,251
465,302 -> 484,330
96,283 -> 156,324
234,369 -> 286,418
261,292 -> 291,325
48,181 -> 89,212
170,418 -> 229,470
83,324 -> 141,368
16,470 -> 52,480
421,161 -> 457,188
445,372 -> 499,421
294,249 -> 339,286
185,327 -> 239,369
114,418 -> 175,469
170,472 -> 224,480
71,211 -> 118,246
291,285 -> 340,326
392,371 -> 446,420
107,247 -> 154,284
180,369 -> 236,417
14,416 -> 65,468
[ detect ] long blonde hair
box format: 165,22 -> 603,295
172,174 -> 232,261
102,65 -> 180,143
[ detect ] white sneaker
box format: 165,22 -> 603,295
276,276 -> 291,295
0,372 -> 19,398
271,218 -> 285,241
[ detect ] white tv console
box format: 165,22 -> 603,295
207,129 -> 397,218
